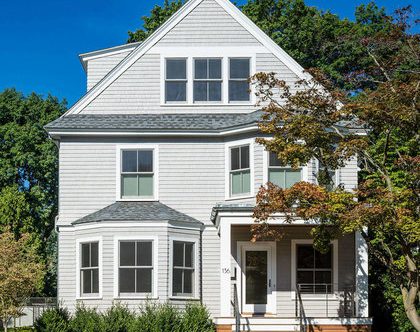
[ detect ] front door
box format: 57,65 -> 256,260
240,243 -> 276,314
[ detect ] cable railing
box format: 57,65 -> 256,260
295,283 -> 356,320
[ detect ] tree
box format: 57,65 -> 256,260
0,89 -> 66,295
251,8 -> 419,331
0,232 -> 45,331
127,0 -> 184,43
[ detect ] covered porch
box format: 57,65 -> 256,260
211,204 -> 371,332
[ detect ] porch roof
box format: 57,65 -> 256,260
210,202 -> 255,224
72,201 -> 201,225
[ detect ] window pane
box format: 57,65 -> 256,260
208,81 -> 222,101
122,175 -> 138,197
194,59 -> 207,79
173,242 -> 184,267
231,147 -> 240,170
165,81 -> 186,102
269,169 -> 285,188
138,175 -> 154,196
240,146 -> 249,169
119,269 -> 135,293
241,170 -> 251,194
230,59 -> 250,79
183,270 -> 193,294
315,247 -> 332,269
138,151 -> 153,172
81,243 -> 90,268
90,243 -> 98,267
184,243 -> 194,268
209,59 -> 222,79
122,150 -> 137,172
193,81 -> 207,102
297,271 -> 313,285
137,241 -> 152,267
231,171 -> 243,195
166,59 -> 186,79
269,152 -> 282,166
173,269 -> 183,295
92,269 -> 99,293
82,270 -> 92,294
285,169 -> 301,188
315,271 -> 332,284
120,242 -> 135,266
229,81 -> 250,102
136,268 -> 152,293
297,245 -> 314,268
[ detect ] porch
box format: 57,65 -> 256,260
211,205 -> 370,332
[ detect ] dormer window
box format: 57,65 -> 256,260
165,59 -> 187,103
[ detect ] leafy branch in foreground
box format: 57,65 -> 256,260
251,8 -> 419,330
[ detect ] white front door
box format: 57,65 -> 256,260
239,242 -> 276,314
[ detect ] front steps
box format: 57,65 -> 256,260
214,317 -> 372,332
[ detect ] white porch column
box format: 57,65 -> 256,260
220,218 -> 232,317
355,231 -> 369,317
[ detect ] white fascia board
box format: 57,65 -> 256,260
46,125 -> 260,139
64,0 -> 204,117
65,0 -> 311,117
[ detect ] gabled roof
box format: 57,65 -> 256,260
65,0 -> 310,116
72,201 -> 201,225
45,111 -> 262,134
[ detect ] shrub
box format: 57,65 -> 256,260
33,307 -> 69,332
101,303 -> 134,332
180,303 -> 215,332
68,305 -> 102,332
129,302 -> 181,332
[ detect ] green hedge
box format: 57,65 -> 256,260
33,302 -> 215,332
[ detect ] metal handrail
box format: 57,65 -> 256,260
233,283 -> 241,332
295,284 -> 308,332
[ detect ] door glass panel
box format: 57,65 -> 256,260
245,250 -> 267,305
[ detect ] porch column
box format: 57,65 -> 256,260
220,219 -> 231,316
355,231 -> 369,317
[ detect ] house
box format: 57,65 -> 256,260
44,0 -> 371,331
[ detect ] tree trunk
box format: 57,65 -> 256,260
401,285 -> 420,331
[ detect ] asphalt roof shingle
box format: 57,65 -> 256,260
72,201 -> 201,225
45,111 -> 263,132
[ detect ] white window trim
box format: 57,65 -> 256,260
225,138 -> 255,200
160,51 -> 256,106
113,235 -> 159,299
291,239 -> 339,300
116,144 -> 159,201
169,235 -> 200,300
262,149 -> 309,185
76,236 -> 103,300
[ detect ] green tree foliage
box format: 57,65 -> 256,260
127,0 -> 184,43
0,232 -> 45,332
0,88 -> 66,295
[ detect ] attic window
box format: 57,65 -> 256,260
165,59 -> 187,102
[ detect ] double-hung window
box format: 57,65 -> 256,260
80,242 -> 99,296
194,58 -> 222,102
121,149 -> 154,199
229,58 -> 251,102
172,241 -> 195,297
165,58 -> 187,102
268,152 -> 302,188
119,241 -> 153,296
230,145 -> 251,196
296,244 -> 333,294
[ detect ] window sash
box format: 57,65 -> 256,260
121,150 -> 154,198
268,167 -> 302,188
119,241 -> 154,295
193,58 -> 222,102
229,58 -> 250,102
165,58 -> 187,103
172,241 -> 195,297
80,242 -> 99,295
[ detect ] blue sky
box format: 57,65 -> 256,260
0,0 -> 418,107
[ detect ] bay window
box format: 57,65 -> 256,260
230,145 -> 251,196
268,152 -> 301,188
80,242 -> 99,296
172,241 -> 195,297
